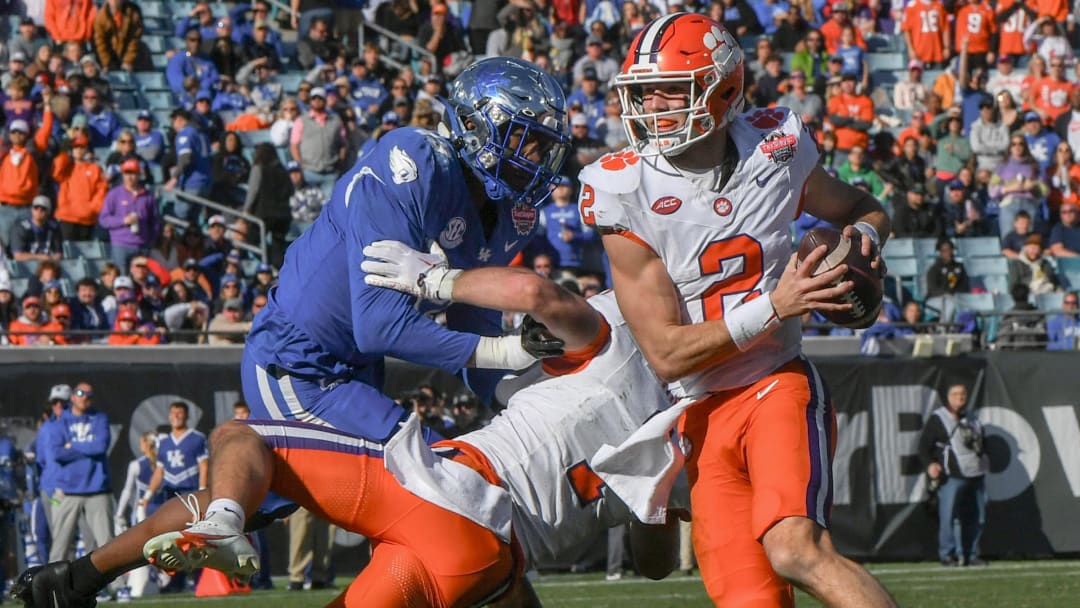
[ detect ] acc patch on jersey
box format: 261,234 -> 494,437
759,131 -> 797,165
389,146 -> 418,184
651,196 -> 682,215
440,217 -> 467,249
511,202 -> 537,236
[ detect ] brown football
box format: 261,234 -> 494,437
796,227 -> 883,329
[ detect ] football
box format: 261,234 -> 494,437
796,227 -> 883,329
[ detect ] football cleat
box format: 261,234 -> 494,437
142,494 -> 259,582
142,520 -> 259,582
10,561 -> 98,608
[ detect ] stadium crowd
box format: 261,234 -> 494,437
0,0 -> 1079,349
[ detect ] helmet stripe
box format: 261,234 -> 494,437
635,12 -> 681,67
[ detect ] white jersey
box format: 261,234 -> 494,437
578,107 -> 819,397
383,291 -> 680,568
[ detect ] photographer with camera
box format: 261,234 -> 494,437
919,383 -> 990,567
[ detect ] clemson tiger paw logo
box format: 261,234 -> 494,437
599,150 -> 640,171
702,26 -> 742,77
747,109 -> 786,130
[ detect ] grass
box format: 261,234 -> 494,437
115,560 -> 1080,607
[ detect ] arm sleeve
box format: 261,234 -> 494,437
345,149 -> 481,371
244,164 -> 262,211
918,415 -> 947,467
97,191 -> 125,229
122,11 -> 143,67
196,435 -> 209,462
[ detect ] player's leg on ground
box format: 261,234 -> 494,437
748,362 -> 896,607
681,393 -> 795,607
250,420 -> 515,606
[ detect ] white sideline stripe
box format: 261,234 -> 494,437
867,562 -> 1080,575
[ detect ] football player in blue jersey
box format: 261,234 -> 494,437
11,57 -> 572,608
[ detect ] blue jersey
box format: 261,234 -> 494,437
246,127 -> 536,407
156,430 -> 209,495
175,125 -> 212,192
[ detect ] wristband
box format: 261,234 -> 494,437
726,294 -> 781,352
424,267 -> 463,302
473,335 -> 537,370
141,491 -> 154,502
853,221 -> 881,249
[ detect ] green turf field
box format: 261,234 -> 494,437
113,560 -> 1080,607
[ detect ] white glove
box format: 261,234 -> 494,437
473,334 -> 538,371
361,240 -> 462,304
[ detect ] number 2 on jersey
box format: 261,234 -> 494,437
698,235 -> 764,320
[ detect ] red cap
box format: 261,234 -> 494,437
72,135 -> 90,148
51,303 -> 70,318
431,3 -> 447,14
117,309 -> 138,322
22,296 -> 40,307
121,158 -> 141,174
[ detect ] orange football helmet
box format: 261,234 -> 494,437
614,13 -> 745,156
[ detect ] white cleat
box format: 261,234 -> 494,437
142,495 -> 259,582
143,519 -> 259,581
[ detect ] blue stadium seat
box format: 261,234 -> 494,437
106,71 -> 134,89
1063,270 -> 1080,289
63,240 -> 107,259
884,256 -> 920,302
8,260 -> 35,279
152,53 -> 168,70
141,2 -> 166,18
965,256 -> 1009,277
1056,257 -> 1080,274
238,130 -> 272,148
278,73 -> 305,93
868,54 -> 906,72
241,259 -> 260,278
117,92 -> 141,110
955,293 -> 996,313
979,274 -> 1010,295
869,70 -> 900,88
885,237 -> 915,258
153,110 -> 173,128
119,109 -> 142,128
914,238 -> 939,262
143,91 -> 175,110
59,278 -> 74,298
86,258 -> 116,278
956,237 -> 1001,259
143,16 -> 171,33
134,72 -> 169,91
144,35 -> 169,54
10,278 -> 29,299
60,259 -> 88,281
1036,292 -> 1065,311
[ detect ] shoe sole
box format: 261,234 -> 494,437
144,531 -> 260,582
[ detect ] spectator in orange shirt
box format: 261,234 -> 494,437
996,0 -> 1036,62
45,0 -> 97,44
820,2 -> 865,55
41,302 -> 72,345
902,0 -> 950,68
52,134 -> 108,241
0,121 -> 40,246
827,73 -> 874,151
108,308 -> 160,345
1022,55 -> 1047,111
8,295 -> 51,345
1033,57 -> 1074,122
1034,0 -> 1068,23
956,0 -> 997,71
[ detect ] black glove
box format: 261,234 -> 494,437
521,315 -> 565,359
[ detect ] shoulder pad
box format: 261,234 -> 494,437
579,148 -> 643,195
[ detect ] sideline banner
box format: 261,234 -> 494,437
1,350 -> 1077,561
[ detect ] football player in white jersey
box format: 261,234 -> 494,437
10,235 -> 854,608
579,11 -> 896,608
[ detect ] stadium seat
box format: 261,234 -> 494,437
956,237 -> 1001,259
10,278 -> 29,299
885,237 -> 915,258
143,91 -> 175,110
153,110 -> 173,128
59,278 -> 74,298
965,256 -> 1009,277
118,109 -> 143,128
914,238 -> 939,262
63,240 -> 107,260
8,260 -> 34,279
884,256 -> 920,302
955,293 -> 996,313
1063,270 -> 1080,289
134,72 -> 169,91
238,130 -> 272,148
117,92 -> 141,110
152,53 -> 168,70
278,73 -> 305,94
868,54 -> 906,72
241,259 -> 260,277
1056,257 -> 1080,274
978,273 -> 1010,295
141,2 -> 166,18
60,259 -> 88,282
144,35 -> 168,54
870,70 -> 900,88
106,71 -> 133,89
1036,292 -> 1065,311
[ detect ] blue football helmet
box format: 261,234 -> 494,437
445,57 -> 570,207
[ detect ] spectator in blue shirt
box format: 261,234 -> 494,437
541,178 -> 595,271
69,278 -> 109,343
173,1 -> 219,41
47,382 -> 112,563
1050,201 -> 1080,257
74,87 -> 122,149
751,0 -> 790,35
567,67 -> 606,138
131,112 -> 164,167
166,110 -> 213,223
166,30 -> 221,97
1046,291 -> 1080,350
31,384 -> 69,559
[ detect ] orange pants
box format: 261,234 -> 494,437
679,357 -> 836,607
248,421 -> 514,608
